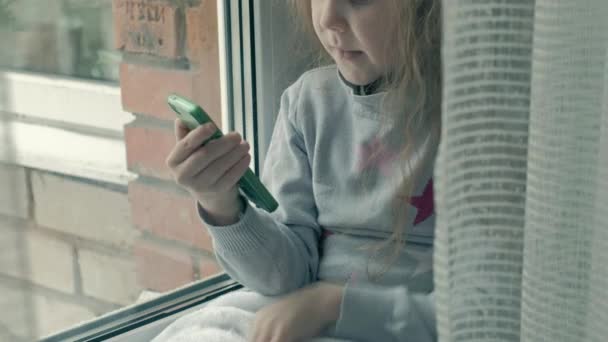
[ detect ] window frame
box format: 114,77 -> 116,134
39,274 -> 242,342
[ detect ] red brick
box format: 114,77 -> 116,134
125,122 -> 174,180
185,1 -> 219,63
119,63 -> 221,122
113,0 -> 182,58
134,240 -> 194,292
198,257 -> 222,280
184,3 -> 221,120
120,63 -> 198,120
128,179 -> 214,252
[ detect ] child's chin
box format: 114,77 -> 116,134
339,66 -> 377,86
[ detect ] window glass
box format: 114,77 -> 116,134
0,0 -> 118,81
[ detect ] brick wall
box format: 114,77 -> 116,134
0,164 -> 135,340
0,0 -> 223,339
115,0 -> 222,293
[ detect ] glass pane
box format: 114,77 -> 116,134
0,0 -> 119,82
0,1 -> 229,339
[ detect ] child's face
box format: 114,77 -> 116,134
312,0 -> 395,85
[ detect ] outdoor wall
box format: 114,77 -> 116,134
0,0 -> 223,339
115,0 -> 223,293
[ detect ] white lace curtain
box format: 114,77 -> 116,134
434,1 -> 608,341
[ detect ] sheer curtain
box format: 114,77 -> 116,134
434,1 -> 608,341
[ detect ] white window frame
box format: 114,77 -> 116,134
219,0 -> 260,172
0,70 -> 135,185
221,0 -> 315,175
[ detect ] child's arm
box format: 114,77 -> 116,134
244,281 -> 436,341
199,82 -> 321,296
331,285 -> 436,342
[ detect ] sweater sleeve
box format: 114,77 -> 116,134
333,284 -> 436,342
198,80 -> 322,296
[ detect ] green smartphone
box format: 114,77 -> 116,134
167,94 -> 278,213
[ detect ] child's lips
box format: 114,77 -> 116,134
335,48 -> 363,60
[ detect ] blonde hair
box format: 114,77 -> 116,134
288,0 -> 442,278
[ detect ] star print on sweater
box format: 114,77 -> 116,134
410,180 -> 434,225
357,136 -> 434,226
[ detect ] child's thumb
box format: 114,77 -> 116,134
175,118 -> 189,141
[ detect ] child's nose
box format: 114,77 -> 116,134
319,1 -> 347,33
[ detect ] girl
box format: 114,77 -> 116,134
163,0 -> 441,341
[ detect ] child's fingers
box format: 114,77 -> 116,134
211,153 -> 251,192
175,119 -> 190,141
198,141 -> 250,190
166,123 -> 219,168
172,133 -> 243,185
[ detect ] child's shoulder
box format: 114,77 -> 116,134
280,65 -> 345,128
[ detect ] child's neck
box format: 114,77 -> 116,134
338,71 -> 384,96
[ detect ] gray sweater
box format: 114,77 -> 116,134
200,65 -> 437,342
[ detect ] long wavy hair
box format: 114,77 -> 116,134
288,0 -> 442,278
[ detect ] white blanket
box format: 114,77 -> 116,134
151,306 -> 253,342
152,306 -> 350,342
151,290 -> 353,342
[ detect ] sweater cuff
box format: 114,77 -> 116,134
196,199 -> 275,255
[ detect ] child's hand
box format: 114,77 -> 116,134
249,282 -> 344,342
166,119 -> 251,223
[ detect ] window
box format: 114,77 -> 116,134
1,0 -> 309,340
0,1 -> 132,340
0,0 -> 119,82
0,0 -> 129,183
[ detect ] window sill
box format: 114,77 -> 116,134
0,70 -> 135,185
39,273 -> 241,342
